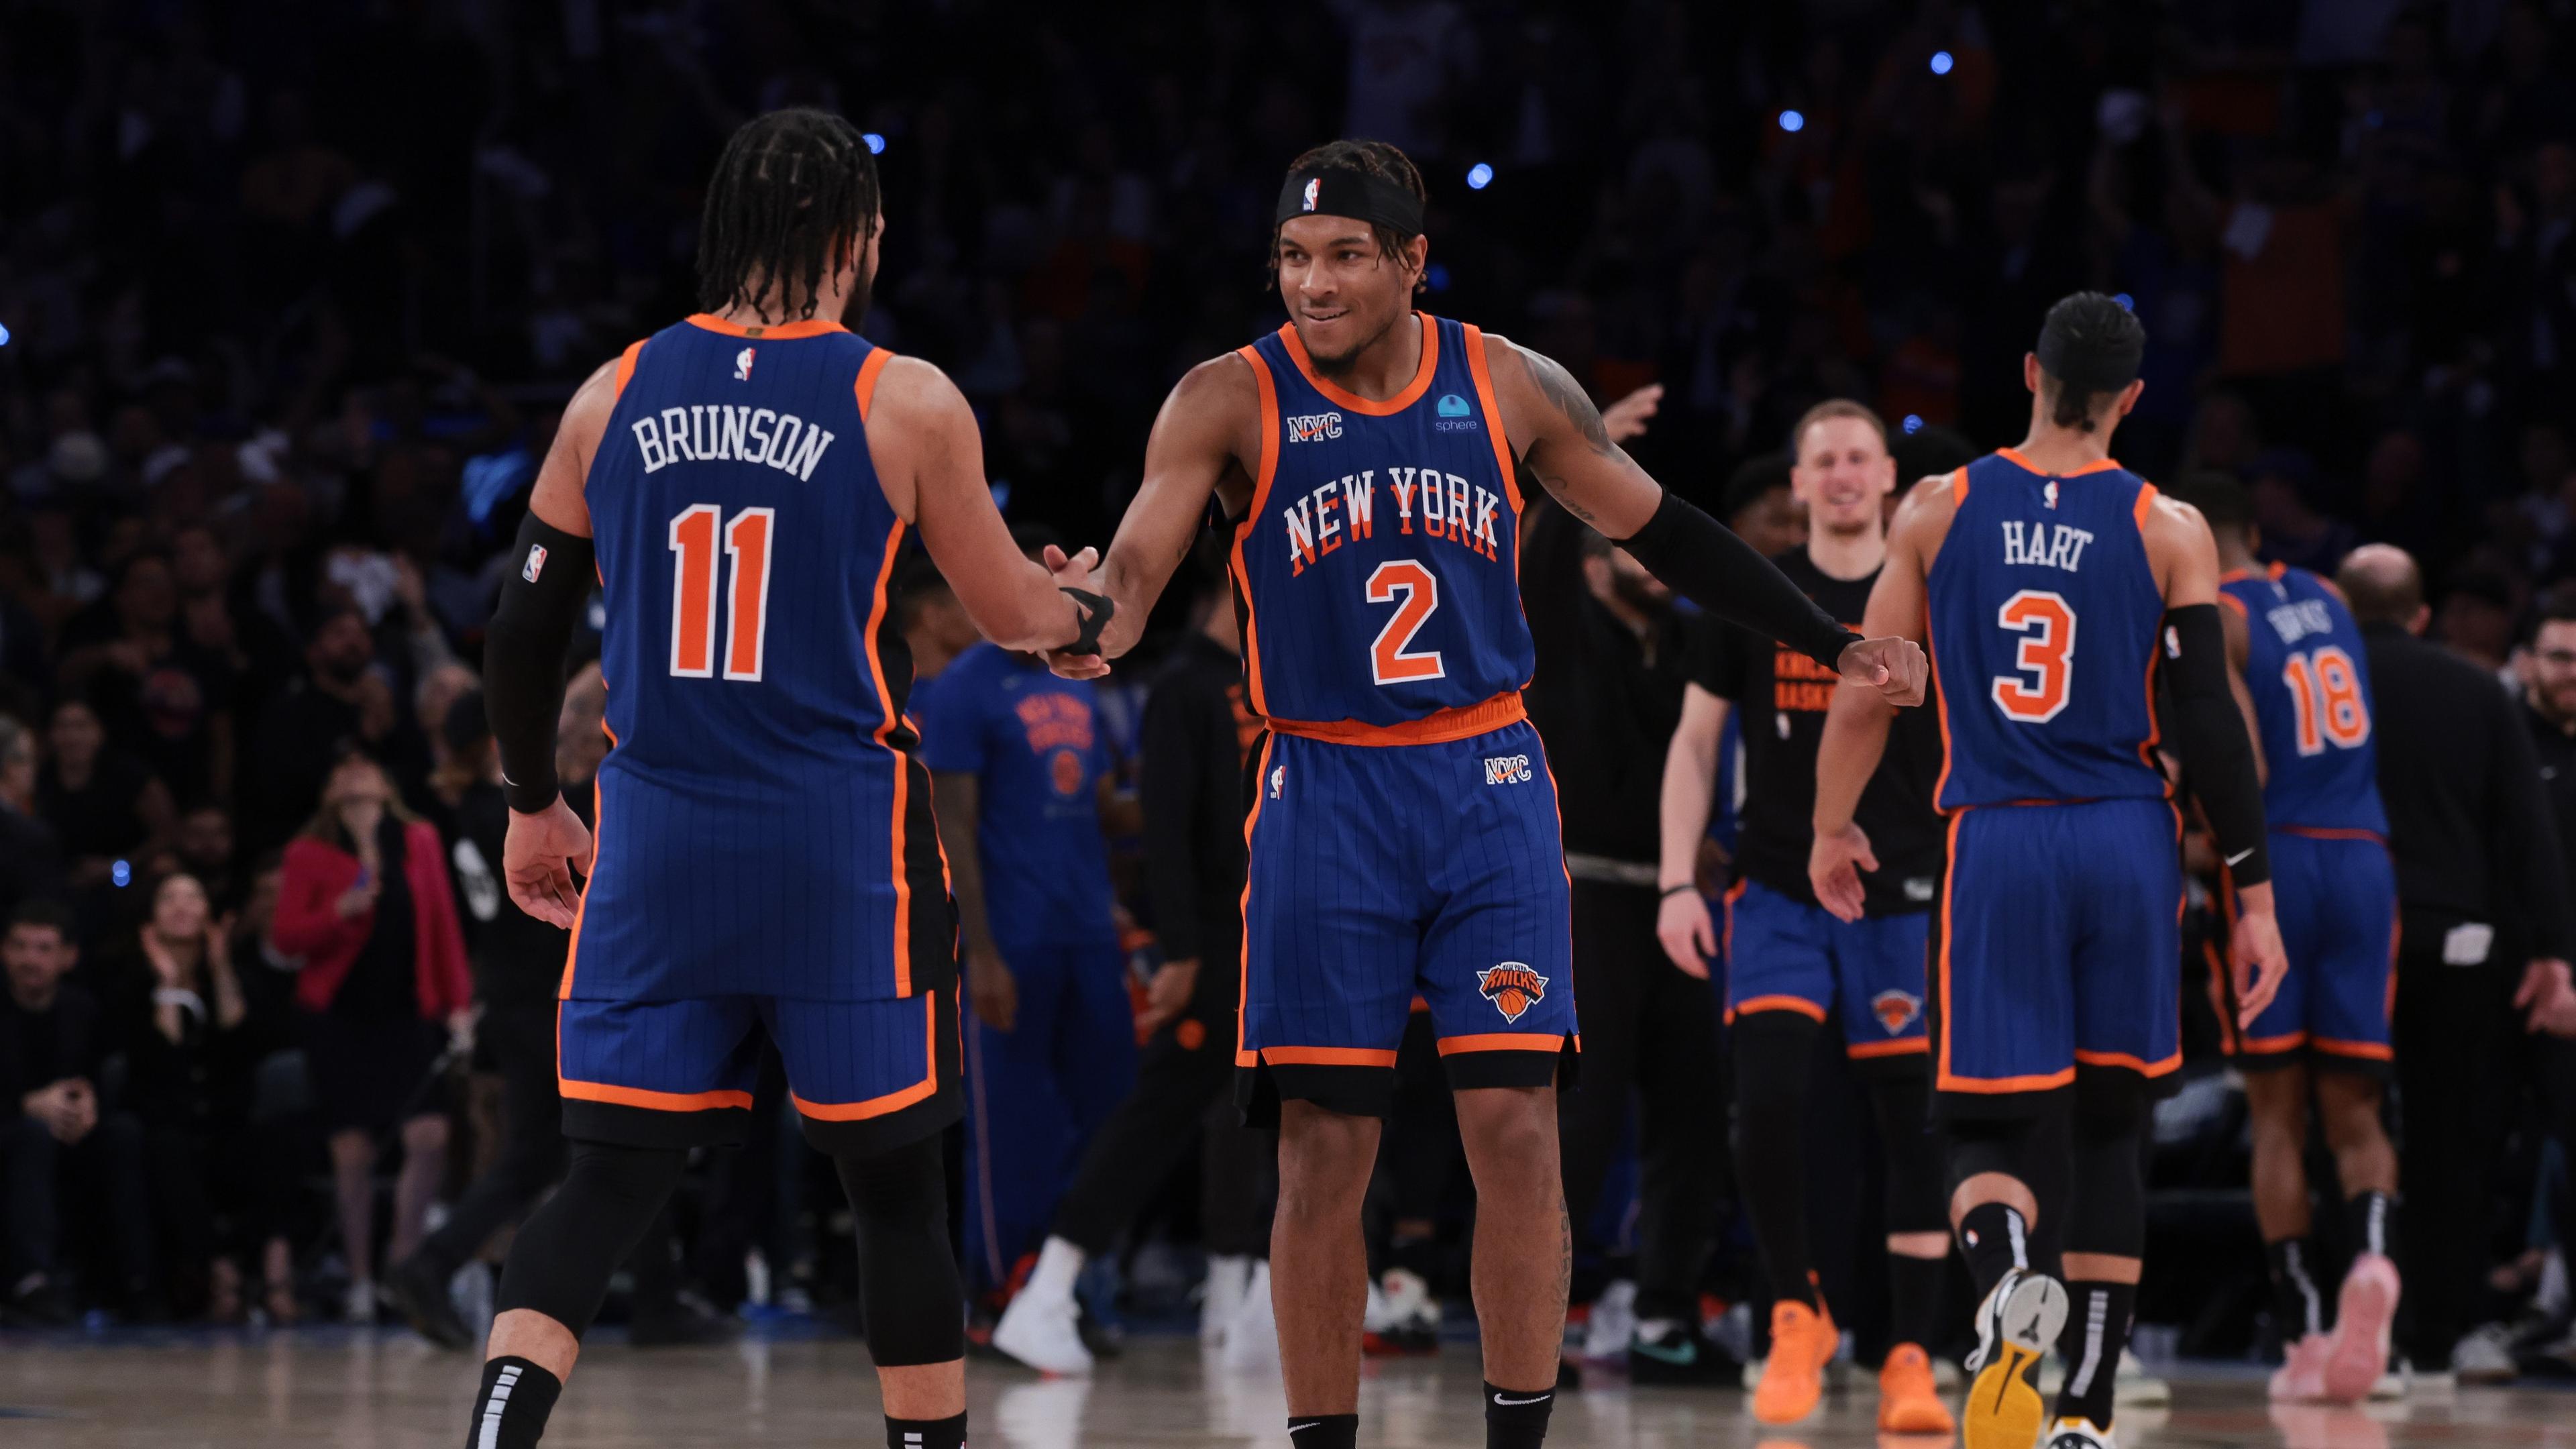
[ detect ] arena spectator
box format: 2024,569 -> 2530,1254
0,717 -> 66,920
268,749 -> 471,1324
241,608 -> 402,852
56,549 -> 237,807
36,697 -> 173,932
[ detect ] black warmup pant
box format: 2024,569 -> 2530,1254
2,1110 -> 152,1299
2392,943 -> 2524,1363
419,1000 -> 566,1274
1556,877 -> 1724,1323
1051,950 -> 1275,1260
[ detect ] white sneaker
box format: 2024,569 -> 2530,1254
1221,1262 -> 1281,1371
1201,1256 -> 1251,1347
1582,1280 -> 1638,1362
2115,1346 -> 2170,1406
343,1280 -> 378,1325
2044,1415 -> 2118,1448
2450,1322 -> 2518,1384
993,1279 -> 1094,1376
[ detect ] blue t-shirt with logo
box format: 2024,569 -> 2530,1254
916,641 -> 1117,947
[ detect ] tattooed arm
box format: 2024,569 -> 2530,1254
1484,338 -> 1667,535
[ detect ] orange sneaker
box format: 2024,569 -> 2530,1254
1877,1342 -> 1956,1434
1752,1295 -> 1838,1425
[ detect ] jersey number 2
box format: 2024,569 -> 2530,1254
2281,645 -> 2367,754
1991,588 -> 2075,722
669,504 -> 774,681
1366,560 -> 1445,685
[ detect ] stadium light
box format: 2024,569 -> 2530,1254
1466,162 -> 1493,191
0,321 -> 11,346
1779,110 -> 1806,133
2114,292 -> 2135,311
1425,262 -> 1452,292
862,132 -> 886,155
1931,50 -> 1955,75
1902,415 -> 1925,435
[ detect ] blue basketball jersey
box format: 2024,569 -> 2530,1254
568,313 -> 950,1004
2221,564 -> 2389,836
1929,450 -> 2171,812
1231,313 -> 1532,731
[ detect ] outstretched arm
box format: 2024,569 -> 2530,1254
1485,337 -> 1925,704
1809,480 -> 1943,920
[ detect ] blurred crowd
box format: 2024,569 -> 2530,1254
8,0 -> 2576,1359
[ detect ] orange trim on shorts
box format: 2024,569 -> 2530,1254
1460,323 -> 1522,514
1234,735 -> 1277,1068
558,1075 -> 755,1114
612,339 -> 647,398
1935,811 -> 1965,1087
793,988 -> 947,1120
853,345 -> 893,423
2131,480 -> 2160,529
1729,994 -> 1827,1025
683,312 -> 848,340
1276,313 -> 1439,416
1720,878 -> 1746,964
1847,1037 -> 1931,1059
1258,1045 -> 1400,1068
1436,1033 -> 1567,1055
1232,345 -> 1281,719
2074,1047 -> 2184,1076
1262,691 -> 1526,747
861,519 -> 917,996
2312,1037 -> 2395,1061
2237,1032 -> 2309,1055
2280,825 -> 2387,843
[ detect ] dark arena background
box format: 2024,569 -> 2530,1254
5,1 -> 2576,1446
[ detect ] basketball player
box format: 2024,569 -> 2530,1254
1047,140 -> 1925,1449
2165,472 -> 2403,1405
462,109 -> 1106,1449
1811,292 -> 2287,1449
1658,399 -> 1951,1432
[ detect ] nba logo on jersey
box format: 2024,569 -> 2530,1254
1301,176 -> 1320,211
521,543 -> 547,582
1478,964 -> 1548,1022
2043,479 -> 2059,508
733,346 -> 755,381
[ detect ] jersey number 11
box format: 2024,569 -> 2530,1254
669,503 -> 774,681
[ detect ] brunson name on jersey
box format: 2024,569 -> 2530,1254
2000,519 -> 2095,572
630,404 -> 836,480
1283,467 -> 1503,577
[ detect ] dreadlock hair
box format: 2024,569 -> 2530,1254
1268,139 -> 1429,293
696,109 -> 881,324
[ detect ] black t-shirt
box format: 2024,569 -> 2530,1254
451,779 -> 574,1008
333,817 -> 419,1021
1690,545 -> 1943,914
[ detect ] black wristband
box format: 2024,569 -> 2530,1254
1658,882 -> 1697,900
1616,490 -> 1859,674
1061,586 -> 1114,655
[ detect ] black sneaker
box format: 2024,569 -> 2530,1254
388,1252 -> 474,1350
1627,1321 -> 1739,1386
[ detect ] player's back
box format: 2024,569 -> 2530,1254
2221,563 -> 2388,836
571,313 -> 947,1004
1928,449 -> 2171,811
1230,313 -> 1532,733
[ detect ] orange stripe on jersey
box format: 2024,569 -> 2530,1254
1996,447 -> 2125,479
558,718 -> 616,1002
2132,479 -> 2160,529
1260,1045 -> 1400,1067
1263,690 -> 1525,747
1232,346 -> 1281,720
2218,592 -> 2248,616
612,339 -> 647,398
853,346 -> 894,423
1436,1033 -> 1566,1056
1277,313 -> 1440,416
2136,608 -> 2168,779
1460,324 -> 1521,514
794,989 -> 947,1119
683,312 -> 849,340
1927,606 -> 1955,806
861,519 -> 916,996
1234,735 -> 1277,1068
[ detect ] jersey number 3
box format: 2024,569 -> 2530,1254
1366,559 -> 1445,685
669,504 -> 774,681
1991,588 -> 2075,723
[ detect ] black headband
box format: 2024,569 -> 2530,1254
1275,167 -> 1425,235
2035,321 -> 2144,393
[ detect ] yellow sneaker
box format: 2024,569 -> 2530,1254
1752,1295 -> 1838,1425
1878,1341 -> 1957,1434
1964,1269 -> 2068,1449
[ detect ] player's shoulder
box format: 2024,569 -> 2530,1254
1170,349 -> 1261,407
864,353 -> 971,429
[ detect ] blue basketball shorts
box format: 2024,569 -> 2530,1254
557,985 -> 961,1153
1932,798 -> 2183,1116
1723,877 -> 1931,1069
2212,829 -> 2397,1077
1237,716 -> 1578,1122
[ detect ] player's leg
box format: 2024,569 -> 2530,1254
2243,1065 -> 2329,1360
462,996 -> 763,1448
773,988 -> 971,1447
1275,1099 -> 1387,1427
2308,840 -> 2403,1402
2052,1087 -> 2149,1442
1452,1083 -> 1570,1444
397,1000 -> 568,1348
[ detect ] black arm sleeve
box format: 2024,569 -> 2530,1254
1615,490 -> 1860,673
484,511 -> 595,813
2161,604 -> 2270,889
1136,679 -> 1210,963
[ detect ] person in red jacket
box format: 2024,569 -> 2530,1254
270,747 -> 471,1324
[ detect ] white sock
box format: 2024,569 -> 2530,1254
1029,1236 -> 1085,1303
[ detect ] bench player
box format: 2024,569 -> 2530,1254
1049,138 -> 1925,1449
1813,292 -> 2286,1449
462,109 -> 1104,1449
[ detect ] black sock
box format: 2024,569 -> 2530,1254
885,1412 -> 967,1449
2344,1190 -> 2397,1265
1484,1381 -> 1554,1449
2052,1281 -> 2135,1430
466,1357 -> 562,1449
2267,1238 -> 2324,1341
1287,1413 -> 1358,1449
1955,1203 -> 2031,1298
1888,1251 -> 1947,1350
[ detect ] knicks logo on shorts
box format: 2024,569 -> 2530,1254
1871,989 -> 1921,1036
1479,963 -> 1548,1023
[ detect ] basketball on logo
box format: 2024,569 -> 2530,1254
1051,748 -> 1083,796
1478,963 -> 1548,1023
1871,989 -> 1921,1035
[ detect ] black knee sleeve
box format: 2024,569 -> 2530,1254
2064,1097 -> 2146,1260
836,1133 -> 965,1367
494,1140 -> 688,1336
1869,1070 -> 1948,1236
